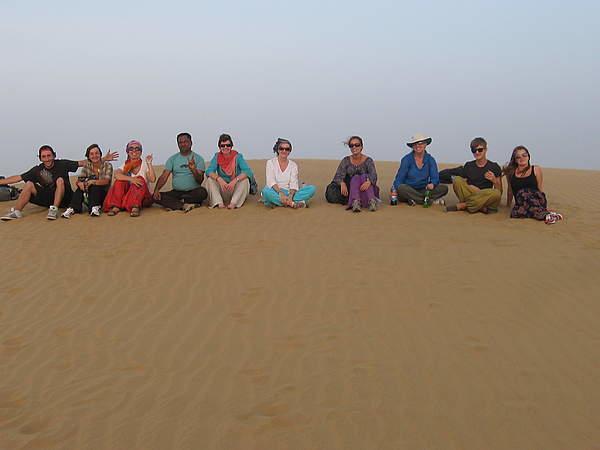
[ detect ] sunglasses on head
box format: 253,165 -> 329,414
471,147 -> 485,154
349,143 -> 362,148
219,143 -> 233,148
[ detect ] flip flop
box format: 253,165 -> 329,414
130,207 -> 140,217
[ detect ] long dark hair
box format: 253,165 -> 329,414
503,145 -> 531,179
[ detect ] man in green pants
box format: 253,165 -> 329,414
446,137 -> 502,213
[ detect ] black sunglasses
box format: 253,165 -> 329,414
349,143 -> 362,148
219,143 -> 233,148
471,147 -> 485,154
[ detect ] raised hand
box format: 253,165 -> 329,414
104,150 -> 119,161
145,154 -> 153,165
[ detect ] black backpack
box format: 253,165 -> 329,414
0,176 -> 20,201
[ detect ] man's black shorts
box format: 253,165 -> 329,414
30,184 -> 71,208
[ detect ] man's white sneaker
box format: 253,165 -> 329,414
90,206 -> 101,217
1,208 -> 23,221
47,206 -> 59,220
61,207 -> 75,219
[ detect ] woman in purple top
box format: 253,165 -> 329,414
325,136 -> 380,212
392,134 -> 448,206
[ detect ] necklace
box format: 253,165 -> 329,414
516,165 -> 530,177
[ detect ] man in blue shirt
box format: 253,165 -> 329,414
392,134 -> 448,206
153,133 -> 207,212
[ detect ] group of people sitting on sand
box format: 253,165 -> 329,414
0,132 -> 563,225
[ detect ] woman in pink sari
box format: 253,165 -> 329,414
103,140 -> 156,217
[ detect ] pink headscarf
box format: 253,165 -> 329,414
123,140 -> 143,174
126,140 -> 143,153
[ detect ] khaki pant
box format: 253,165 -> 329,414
452,176 -> 501,213
206,177 -> 249,208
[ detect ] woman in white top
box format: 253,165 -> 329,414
103,140 -> 156,217
261,138 -> 316,208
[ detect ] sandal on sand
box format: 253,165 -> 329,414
130,207 -> 140,217
292,200 -> 306,209
544,211 -> 563,224
107,207 -> 119,216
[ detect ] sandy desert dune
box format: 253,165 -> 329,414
0,160 -> 598,450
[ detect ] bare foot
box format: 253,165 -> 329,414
226,204 -> 236,210
456,202 -> 467,211
217,203 -> 226,209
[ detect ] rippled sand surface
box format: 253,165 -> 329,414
1,160 -> 598,450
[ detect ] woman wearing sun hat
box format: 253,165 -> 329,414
391,133 -> 448,206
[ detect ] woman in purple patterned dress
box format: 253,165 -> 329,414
325,136 -> 380,212
504,146 -> 563,224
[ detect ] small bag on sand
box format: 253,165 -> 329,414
0,176 -> 20,201
249,176 -> 258,195
325,182 -> 348,205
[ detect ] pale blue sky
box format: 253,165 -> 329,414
1,0 -> 598,173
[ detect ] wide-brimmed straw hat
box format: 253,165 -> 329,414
407,133 -> 432,148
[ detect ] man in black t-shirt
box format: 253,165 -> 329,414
1,145 -> 118,221
446,137 -> 503,213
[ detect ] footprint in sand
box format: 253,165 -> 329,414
6,286 -> 25,294
19,416 -> 53,435
53,326 -> 73,337
238,367 -> 270,385
0,389 -> 26,408
466,336 -> 489,352
1,336 -> 28,355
